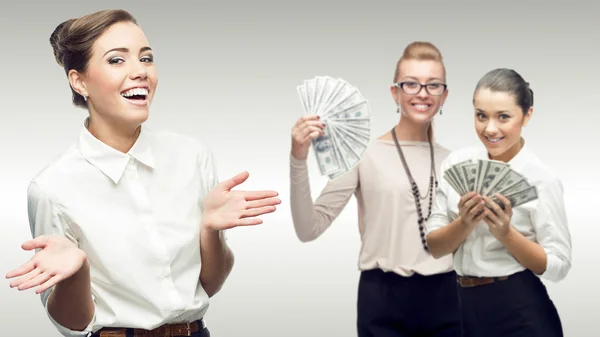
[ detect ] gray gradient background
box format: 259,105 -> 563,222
1,1 -> 598,336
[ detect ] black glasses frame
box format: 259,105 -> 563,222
393,81 -> 448,96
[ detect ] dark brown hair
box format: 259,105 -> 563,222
474,68 -> 534,115
50,9 -> 138,108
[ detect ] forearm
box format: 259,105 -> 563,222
426,217 -> 474,258
498,227 -> 547,275
47,259 -> 94,331
289,154 -> 329,242
199,227 -> 234,297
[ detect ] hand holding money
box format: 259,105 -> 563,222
444,158 -> 539,210
291,115 -> 325,160
457,192 -> 488,228
482,194 -> 513,239
296,76 -> 372,179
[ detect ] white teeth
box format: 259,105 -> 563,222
121,88 -> 149,97
413,104 -> 429,110
486,137 -> 503,143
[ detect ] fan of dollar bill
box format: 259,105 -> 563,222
297,76 -> 371,179
444,158 -> 538,210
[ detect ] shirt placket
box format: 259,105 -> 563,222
124,157 -> 184,314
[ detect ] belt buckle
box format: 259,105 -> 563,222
185,322 -> 192,336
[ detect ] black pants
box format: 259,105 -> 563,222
357,269 -> 462,337
459,269 -> 563,337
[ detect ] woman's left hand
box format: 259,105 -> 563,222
202,171 -> 281,231
482,194 -> 513,239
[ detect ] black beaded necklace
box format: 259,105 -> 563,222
390,126 -> 438,252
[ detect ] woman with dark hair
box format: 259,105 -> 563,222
426,68 -> 572,337
5,9 -> 280,337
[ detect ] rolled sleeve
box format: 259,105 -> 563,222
43,292 -> 96,337
28,182 -> 96,337
532,178 -> 572,282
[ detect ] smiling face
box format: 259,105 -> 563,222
392,59 -> 447,125
69,21 -> 158,130
473,88 -> 532,162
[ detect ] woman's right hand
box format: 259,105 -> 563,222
458,192 -> 488,228
6,235 -> 87,294
291,115 -> 326,160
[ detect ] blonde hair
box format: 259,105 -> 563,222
393,41 -> 446,83
393,41 -> 446,141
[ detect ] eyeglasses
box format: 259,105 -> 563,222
393,81 -> 447,96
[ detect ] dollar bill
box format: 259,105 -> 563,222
323,91 -> 366,119
460,163 -> 478,192
297,76 -> 372,180
321,84 -> 355,117
487,169 -> 526,196
312,126 -> 342,175
319,80 -> 346,116
444,171 -> 464,196
497,179 -> 530,195
315,77 -> 336,115
330,126 -> 368,158
446,168 -> 467,195
328,124 -> 361,172
480,161 -> 511,196
475,160 -> 489,194
445,157 -> 538,208
491,185 -> 538,209
329,122 -> 370,143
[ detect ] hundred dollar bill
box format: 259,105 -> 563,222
321,85 -> 355,117
452,159 -> 475,193
475,160 -> 489,194
480,161 -> 511,196
497,179 -> 530,196
319,79 -> 347,116
487,169 -> 526,196
331,126 -> 368,159
460,163 -> 478,192
312,126 -> 342,175
322,90 -> 365,119
314,77 -> 336,115
491,185 -> 538,209
444,171 -> 464,196
330,124 -> 361,172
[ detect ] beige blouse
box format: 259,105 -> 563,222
290,139 -> 454,277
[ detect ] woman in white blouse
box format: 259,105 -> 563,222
289,42 -> 462,337
426,68 -> 571,337
5,9 -> 280,337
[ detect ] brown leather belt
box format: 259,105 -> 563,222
94,319 -> 206,337
457,275 -> 509,288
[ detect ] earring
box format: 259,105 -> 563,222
83,92 -> 88,101
396,103 -> 400,113
439,106 -> 443,115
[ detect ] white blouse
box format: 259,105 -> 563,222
425,143 -> 572,282
27,120 -> 219,336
